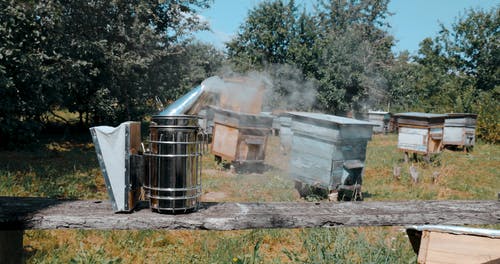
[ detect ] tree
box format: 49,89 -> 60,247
447,7 -> 499,92
0,0 -> 215,147
289,10 -> 321,78
384,52 -> 420,112
47,0 -> 213,124
314,0 -> 394,114
226,0 -> 320,111
0,1 -> 60,146
227,0 -> 298,69
413,6 -> 499,142
227,0 -> 395,114
315,0 -> 391,37
149,41 -> 225,104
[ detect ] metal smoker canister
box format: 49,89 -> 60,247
144,115 -> 202,213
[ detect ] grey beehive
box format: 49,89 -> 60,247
288,112 -> 376,193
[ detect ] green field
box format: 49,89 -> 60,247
1,134 -> 498,263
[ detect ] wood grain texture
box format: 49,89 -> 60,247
418,230 -> 500,264
211,123 -> 239,161
0,197 -> 499,231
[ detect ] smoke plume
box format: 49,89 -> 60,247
206,64 -> 318,113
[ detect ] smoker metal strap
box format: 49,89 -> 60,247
147,140 -> 204,145
143,153 -> 202,158
147,193 -> 201,201
143,185 -> 202,192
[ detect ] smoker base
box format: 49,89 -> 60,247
152,207 -> 198,214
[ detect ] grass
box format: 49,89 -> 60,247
0,141 -> 106,199
1,133 -> 498,263
363,134 -> 500,201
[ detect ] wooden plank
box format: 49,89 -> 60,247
237,134 -> 267,162
0,197 -> 499,231
211,123 -> 239,160
418,231 -> 500,264
129,122 -> 141,155
291,134 -> 334,157
128,122 -> 143,209
417,230 -> 431,264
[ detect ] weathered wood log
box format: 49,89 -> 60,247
0,197 -> 499,231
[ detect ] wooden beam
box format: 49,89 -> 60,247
0,197 -> 499,231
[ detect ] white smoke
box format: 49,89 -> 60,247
262,64 -> 317,112
205,64 -> 317,113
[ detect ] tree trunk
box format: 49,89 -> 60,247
78,110 -> 84,127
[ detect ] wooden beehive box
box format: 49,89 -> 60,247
277,112 -> 293,153
394,112 -> 446,156
210,107 -> 272,165
406,225 -> 500,264
443,113 -> 477,149
368,110 -> 392,133
288,112 -> 376,192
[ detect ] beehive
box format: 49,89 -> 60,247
288,112 -> 376,194
394,112 -> 446,157
278,112 -> 293,153
211,107 -> 272,166
368,111 -> 392,133
443,113 -> 477,150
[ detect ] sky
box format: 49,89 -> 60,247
195,0 -> 499,54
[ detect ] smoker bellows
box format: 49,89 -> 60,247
90,122 -> 143,212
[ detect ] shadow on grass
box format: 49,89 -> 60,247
0,127 -> 103,200
0,196 -> 68,262
234,163 -> 277,174
213,156 -> 279,174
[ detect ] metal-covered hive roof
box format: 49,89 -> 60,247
394,112 -> 447,118
289,112 -> 377,126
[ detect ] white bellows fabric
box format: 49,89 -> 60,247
91,122 -> 129,212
